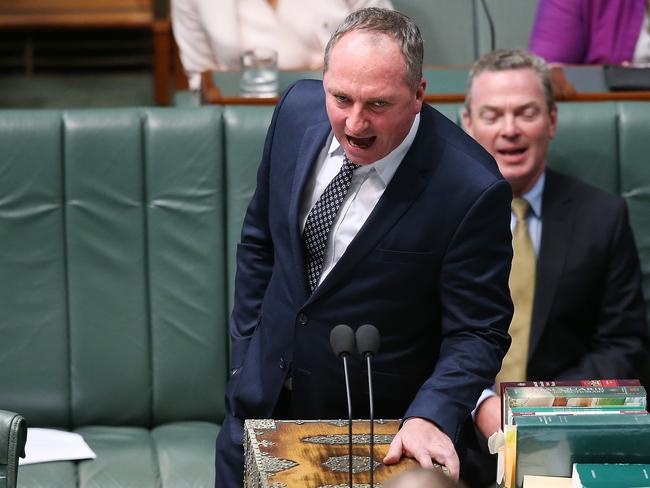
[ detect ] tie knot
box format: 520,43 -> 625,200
343,156 -> 361,173
511,198 -> 530,222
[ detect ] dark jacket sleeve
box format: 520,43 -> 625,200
228,84 -> 299,370
405,177 -> 514,441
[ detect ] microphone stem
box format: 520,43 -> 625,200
366,354 -> 374,488
343,355 -> 353,488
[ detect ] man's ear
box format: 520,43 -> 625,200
414,77 -> 426,112
462,107 -> 473,134
548,104 -> 558,140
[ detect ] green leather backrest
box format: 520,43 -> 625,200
548,103 -> 619,194
619,103 -> 650,337
0,108 -> 228,428
223,105 -> 275,311
0,110 -> 67,428
2,101 -> 648,430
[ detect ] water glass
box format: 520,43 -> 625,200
240,48 -> 279,98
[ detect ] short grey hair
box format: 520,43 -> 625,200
465,49 -> 555,114
323,7 -> 423,92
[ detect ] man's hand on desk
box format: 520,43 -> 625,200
383,416 -> 460,480
475,394 -> 501,440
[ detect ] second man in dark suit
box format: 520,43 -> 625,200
461,49 -> 648,486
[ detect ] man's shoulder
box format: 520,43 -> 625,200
280,79 -> 325,109
544,169 -> 629,226
545,168 -> 623,206
420,104 -> 504,184
275,79 -> 328,125
285,78 -> 324,95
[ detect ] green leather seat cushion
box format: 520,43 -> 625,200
18,422 -> 219,488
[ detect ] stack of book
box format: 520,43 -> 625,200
496,379 -> 649,488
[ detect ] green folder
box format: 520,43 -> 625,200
515,414 -> 650,488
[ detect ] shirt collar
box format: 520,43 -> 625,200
521,170 -> 545,218
327,113 -> 421,186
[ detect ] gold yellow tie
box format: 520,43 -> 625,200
496,198 -> 536,389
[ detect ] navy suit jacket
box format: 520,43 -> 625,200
527,169 -> 647,379
225,79 -> 513,442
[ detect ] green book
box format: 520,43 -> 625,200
514,414 -> 650,488
572,463 -> 650,487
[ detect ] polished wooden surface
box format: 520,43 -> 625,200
0,0 -> 154,28
201,66 -> 471,105
550,65 -> 650,101
244,419 -> 420,487
201,65 -> 650,105
0,0 -> 173,105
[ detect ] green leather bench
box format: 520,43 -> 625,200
1,101 -> 649,488
0,107 -> 228,488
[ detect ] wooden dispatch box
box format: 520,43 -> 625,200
243,419 -> 419,487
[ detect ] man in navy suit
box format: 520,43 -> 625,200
461,49 -> 648,487
215,8 -> 514,486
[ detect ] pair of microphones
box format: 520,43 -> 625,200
329,323 -> 381,488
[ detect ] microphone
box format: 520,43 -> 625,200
356,324 -> 380,488
330,324 -> 356,488
478,0 -> 495,51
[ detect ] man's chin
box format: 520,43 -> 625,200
346,154 -> 376,165
497,165 -> 529,182
344,145 -> 381,165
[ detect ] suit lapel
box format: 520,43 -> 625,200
288,120 -> 332,297
529,169 -> 572,358
307,111 -> 434,304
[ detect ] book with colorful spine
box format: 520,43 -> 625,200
500,381 -> 646,428
496,380 -> 648,488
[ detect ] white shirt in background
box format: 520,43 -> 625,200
172,0 -> 394,90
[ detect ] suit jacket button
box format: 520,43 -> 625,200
297,313 -> 308,325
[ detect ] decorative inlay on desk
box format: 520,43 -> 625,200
243,419 -> 418,488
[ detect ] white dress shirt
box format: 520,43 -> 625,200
633,11 -> 650,64
299,114 -> 421,287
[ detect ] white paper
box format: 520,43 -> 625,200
19,428 -> 96,465
488,429 -> 505,454
489,429 -> 506,485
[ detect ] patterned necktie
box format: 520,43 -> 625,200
303,157 -> 360,292
496,198 -> 536,389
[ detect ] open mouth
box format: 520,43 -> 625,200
497,147 -> 527,156
347,135 -> 376,149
